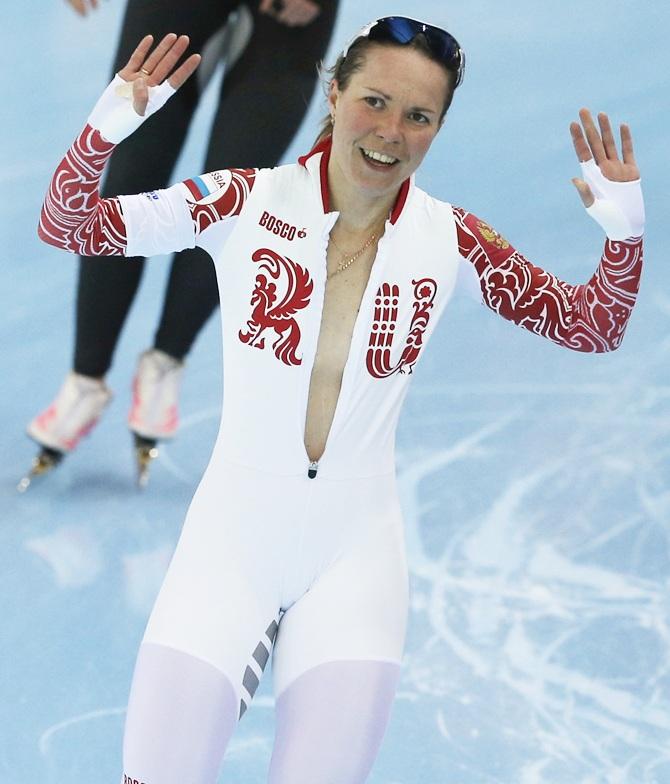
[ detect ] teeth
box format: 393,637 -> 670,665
363,149 -> 397,165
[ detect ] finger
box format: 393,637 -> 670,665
579,108 -> 607,165
279,9 -> 300,25
303,2 -> 322,23
620,123 -> 636,166
286,2 -> 316,25
120,35 -> 154,78
90,0 -> 99,8
68,0 -> 86,16
132,77 -> 149,116
597,112 -> 619,161
167,52 -> 202,90
298,0 -> 322,18
149,35 -> 192,85
141,32 -> 178,78
259,0 -> 275,13
570,121 -> 592,162
572,178 -> 595,208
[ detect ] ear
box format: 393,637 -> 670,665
327,79 -> 340,119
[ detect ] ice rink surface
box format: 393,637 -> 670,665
2,1 -> 669,782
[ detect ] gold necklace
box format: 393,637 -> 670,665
328,230 -> 379,280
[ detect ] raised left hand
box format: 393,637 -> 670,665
570,109 -> 639,207
118,33 -> 201,116
87,34 -> 201,144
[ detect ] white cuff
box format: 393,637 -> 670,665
580,159 -> 644,241
119,183 -> 196,258
87,74 -> 176,144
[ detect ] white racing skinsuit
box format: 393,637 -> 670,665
38,77 -> 644,784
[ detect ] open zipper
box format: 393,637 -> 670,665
302,221 -> 392,479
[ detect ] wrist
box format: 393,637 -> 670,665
87,75 -> 176,144
580,160 -> 645,240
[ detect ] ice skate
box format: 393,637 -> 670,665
128,349 -> 184,488
19,372 -> 112,492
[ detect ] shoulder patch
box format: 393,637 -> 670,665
476,219 -> 510,250
184,171 -> 233,204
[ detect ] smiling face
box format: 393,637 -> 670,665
327,43 -> 451,203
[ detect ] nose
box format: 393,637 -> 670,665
375,111 -> 403,145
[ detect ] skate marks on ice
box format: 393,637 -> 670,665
25,526 -> 104,588
395,378 -> 670,783
39,708 -> 126,757
38,705 -> 273,765
24,520 -> 174,616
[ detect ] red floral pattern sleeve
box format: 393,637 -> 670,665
38,125 -> 127,255
453,207 -> 643,352
38,126 -> 257,258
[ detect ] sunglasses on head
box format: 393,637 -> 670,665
342,16 -> 465,88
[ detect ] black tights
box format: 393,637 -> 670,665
74,0 -> 338,377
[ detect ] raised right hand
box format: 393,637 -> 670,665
119,34 -> 201,116
570,109 -> 639,207
569,109 -> 644,240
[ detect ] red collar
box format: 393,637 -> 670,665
298,136 -> 411,226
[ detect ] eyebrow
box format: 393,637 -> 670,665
363,86 -> 438,115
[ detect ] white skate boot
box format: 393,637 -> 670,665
19,372 -> 112,492
128,348 -> 184,487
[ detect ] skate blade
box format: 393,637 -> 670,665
17,448 -> 64,493
133,434 -> 159,489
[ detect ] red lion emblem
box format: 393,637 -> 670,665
239,248 -> 313,366
366,279 -> 438,377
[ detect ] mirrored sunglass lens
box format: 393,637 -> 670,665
425,29 -> 459,62
365,16 -> 464,85
374,17 -> 460,65
368,18 -> 415,45
382,17 -> 421,43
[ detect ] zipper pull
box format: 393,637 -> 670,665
307,461 -> 319,479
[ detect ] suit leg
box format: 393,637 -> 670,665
122,643 -> 238,784
268,659 -> 400,784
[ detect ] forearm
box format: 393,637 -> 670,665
38,124 -> 128,255
36,73 -> 157,256
454,207 -> 643,353
560,237 -> 643,352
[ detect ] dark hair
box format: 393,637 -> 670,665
313,34 -> 459,147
